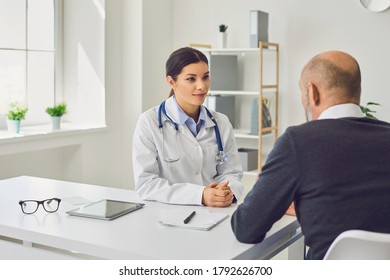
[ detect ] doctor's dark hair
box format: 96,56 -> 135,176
166,47 -> 208,97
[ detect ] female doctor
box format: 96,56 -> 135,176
132,47 -> 243,207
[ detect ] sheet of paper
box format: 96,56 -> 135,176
159,209 -> 228,231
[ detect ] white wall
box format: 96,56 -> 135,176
172,0 -> 390,132
63,0 -> 106,125
122,0 -> 173,188
142,0 -> 174,109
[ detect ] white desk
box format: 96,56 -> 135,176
0,176 -> 302,259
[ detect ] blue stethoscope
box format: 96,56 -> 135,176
158,100 -> 228,165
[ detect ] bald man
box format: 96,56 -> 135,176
231,51 -> 390,259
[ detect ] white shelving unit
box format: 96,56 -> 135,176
200,42 -> 279,175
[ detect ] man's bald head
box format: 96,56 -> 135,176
300,51 -> 361,103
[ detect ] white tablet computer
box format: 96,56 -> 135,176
67,199 -> 145,220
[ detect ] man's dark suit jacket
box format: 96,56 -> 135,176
231,117 -> 390,259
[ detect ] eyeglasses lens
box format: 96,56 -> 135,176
21,201 -> 39,214
43,199 -> 60,213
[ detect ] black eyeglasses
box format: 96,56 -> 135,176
19,198 -> 61,214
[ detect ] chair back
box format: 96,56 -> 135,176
324,230 -> 390,260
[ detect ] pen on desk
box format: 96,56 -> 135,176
183,211 -> 196,224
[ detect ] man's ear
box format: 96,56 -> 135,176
166,76 -> 175,87
308,82 -> 320,106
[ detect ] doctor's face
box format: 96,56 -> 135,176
167,61 -> 210,114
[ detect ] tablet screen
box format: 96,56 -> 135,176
67,199 -> 144,220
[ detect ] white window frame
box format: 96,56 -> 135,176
0,0 -> 106,139
0,0 -> 62,127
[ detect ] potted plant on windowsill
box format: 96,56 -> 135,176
7,102 -> 28,134
45,103 -> 67,130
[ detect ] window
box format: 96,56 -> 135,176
0,0 -> 58,124
0,0 -> 105,133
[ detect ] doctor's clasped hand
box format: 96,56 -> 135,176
132,47 -> 243,207
202,181 -> 234,207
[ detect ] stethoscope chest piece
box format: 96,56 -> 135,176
216,150 -> 228,165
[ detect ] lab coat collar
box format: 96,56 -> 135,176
164,96 -> 215,129
203,109 -> 217,129
163,96 -> 181,124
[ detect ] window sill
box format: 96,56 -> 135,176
0,122 -> 107,144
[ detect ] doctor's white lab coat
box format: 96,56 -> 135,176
132,97 -> 243,205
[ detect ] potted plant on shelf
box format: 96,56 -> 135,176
217,24 -> 228,48
219,24 -> 228,33
45,103 -> 67,130
7,102 -> 28,134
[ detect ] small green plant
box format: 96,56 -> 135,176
7,102 -> 28,121
46,103 -> 67,117
360,102 -> 380,119
219,24 -> 228,32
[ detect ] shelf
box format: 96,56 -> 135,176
234,130 -> 258,139
209,90 -> 258,96
199,48 -> 260,53
243,170 -> 259,176
201,42 -> 279,174
234,127 -> 277,139
261,85 -> 278,89
209,88 -> 277,96
262,126 -> 278,133
198,44 -> 279,53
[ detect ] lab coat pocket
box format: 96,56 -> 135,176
162,127 -> 180,162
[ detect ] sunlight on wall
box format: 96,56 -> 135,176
93,0 -> 106,19
76,43 -> 105,125
63,0 -> 105,126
